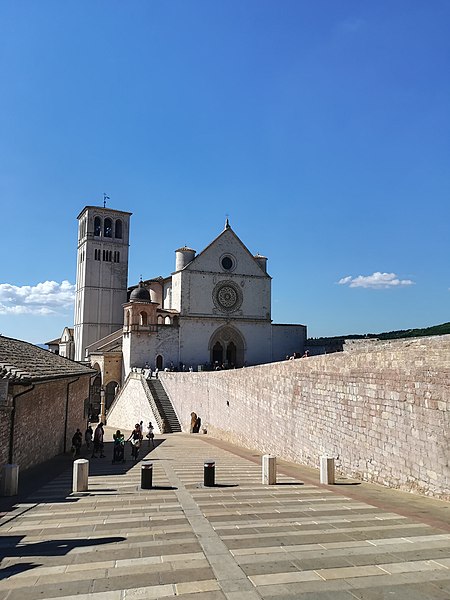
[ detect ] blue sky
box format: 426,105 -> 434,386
0,1 -> 449,344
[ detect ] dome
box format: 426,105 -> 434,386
130,281 -> 150,302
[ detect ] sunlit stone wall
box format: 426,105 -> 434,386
162,335 -> 450,499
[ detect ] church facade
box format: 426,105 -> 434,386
72,205 -> 306,413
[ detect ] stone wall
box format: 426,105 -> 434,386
1,376 -> 91,474
161,335 -> 450,499
107,373 -> 162,433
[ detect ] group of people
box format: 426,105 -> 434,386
71,420 -> 155,462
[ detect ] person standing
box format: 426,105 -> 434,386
92,422 -> 105,458
72,429 -> 82,458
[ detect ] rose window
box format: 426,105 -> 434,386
213,281 -> 242,313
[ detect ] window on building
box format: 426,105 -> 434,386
115,219 -> 123,239
140,312 -> 148,326
104,218 -> 112,238
94,217 -> 101,237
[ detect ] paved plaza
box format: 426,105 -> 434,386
1,430 -> 450,600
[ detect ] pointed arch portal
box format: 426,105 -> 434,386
209,326 -> 245,368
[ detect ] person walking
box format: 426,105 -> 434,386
147,421 -> 155,448
127,424 -> 142,461
85,425 -> 93,450
92,422 -> 105,458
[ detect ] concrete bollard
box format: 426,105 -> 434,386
320,456 -> 335,485
1,464 -> 19,496
72,459 -> 89,492
141,462 -> 153,489
262,454 -> 277,485
203,460 -> 215,487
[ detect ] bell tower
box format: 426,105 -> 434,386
74,205 -> 132,361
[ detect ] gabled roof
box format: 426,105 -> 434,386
85,329 -> 123,354
0,335 -> 95,383
178,224 -> 270,276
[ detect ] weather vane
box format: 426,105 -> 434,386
103,193 -> 110,208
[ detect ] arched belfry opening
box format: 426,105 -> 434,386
209,326 -> 245,368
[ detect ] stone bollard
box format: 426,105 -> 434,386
1,464 -> 19,496
320,456 -> 335,485
203,460 -> 215,487
262,454 -> 277,485
72,459 -> 89,493
141,462 -> 153,489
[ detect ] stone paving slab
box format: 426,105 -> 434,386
1,431 -> 450,600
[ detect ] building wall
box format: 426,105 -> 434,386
178,270 -> 271,320
177,229 -> 271,320
123,325 -> 180,375
1,375 -> 91,473
0,380 -> 11,468
179,319 -> 272,367
271,324 -> 307,361
160,335 -> 450,499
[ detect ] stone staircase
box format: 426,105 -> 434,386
145,378 -> 182,433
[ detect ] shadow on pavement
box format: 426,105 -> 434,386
0,439 -> 168,516
0,535 -> 126,580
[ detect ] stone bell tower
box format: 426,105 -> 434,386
74,205 -> 132,361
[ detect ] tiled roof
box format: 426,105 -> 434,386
0,335 -> 95,383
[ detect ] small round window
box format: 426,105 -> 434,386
221,255 -> 235,271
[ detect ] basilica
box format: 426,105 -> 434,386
57,205 -> 306,415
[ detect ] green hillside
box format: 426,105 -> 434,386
308,322 -> 450,346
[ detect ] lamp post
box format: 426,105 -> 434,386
100,387 -> 106,424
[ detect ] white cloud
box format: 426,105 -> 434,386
0,280 -> 75,315
337,272 -> 415,289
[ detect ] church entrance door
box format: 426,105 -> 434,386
209,326 -> 245,368
156,355 -> 163,370
212,342 -> 223,366
226,341 -> 236,367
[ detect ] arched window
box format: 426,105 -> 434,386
115,219 -> 123,239
94,217 -> 101,237
140,311 -> 148,326
157,315 -> 164,325
126,311 -> 130,327
164,316 -> 171,325
104,218 -> 112,238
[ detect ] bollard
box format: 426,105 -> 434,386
1,464 -> 19,496
320,456 -> 335,485
262,454 -> 277,485
141,462 -> 153,489
203,460 -> 215,487
72,459 -> 89,492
